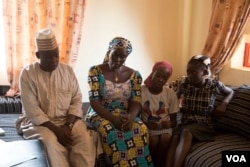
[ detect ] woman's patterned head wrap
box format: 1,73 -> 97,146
103,37 -> 132,63
144,61 -> 173,87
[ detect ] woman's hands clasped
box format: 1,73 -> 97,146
147,116 -> 172,130
112,112 -> 133,132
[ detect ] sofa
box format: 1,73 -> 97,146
0,84 -> 91,167
1,85 -> 250,167
0,93 -> 50,166
183,85 -> 250,167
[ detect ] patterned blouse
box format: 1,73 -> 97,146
87,65 -> 142,117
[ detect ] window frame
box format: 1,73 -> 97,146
243,43 -> 250,67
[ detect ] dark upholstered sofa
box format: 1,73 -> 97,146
0,84 -> 90,167
183,85 -> 250,167
1,85 -> 250,167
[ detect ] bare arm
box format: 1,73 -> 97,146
128,100 -> 141,119
221,86 -> 234,105
90,100 -> 115,122
90,99 -> 126,131
213,86 -> 234,117
121,71 -> 142,131
121,100 -> 141,132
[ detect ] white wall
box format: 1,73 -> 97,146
74,0 -> 212,101
75,0 -> 176,101
0,0 -> 212,102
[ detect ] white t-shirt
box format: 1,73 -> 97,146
141,85 -> 179,136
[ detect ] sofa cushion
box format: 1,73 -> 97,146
0,85 -> 10,96
213,86 -> 250,138
0,96 -> 22,114
185,133 -> 250,167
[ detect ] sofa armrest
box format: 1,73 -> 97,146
213,86 -> 250,139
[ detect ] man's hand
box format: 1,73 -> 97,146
57,125 -> 73,147
41,121 -> 72,147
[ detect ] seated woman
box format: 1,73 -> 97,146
85,37 -> 154,167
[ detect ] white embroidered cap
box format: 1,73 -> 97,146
35,28 -> 58,51
191,54 -> 211,77
192,55 -> 211,67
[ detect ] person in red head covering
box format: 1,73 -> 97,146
141,61 -> 179,167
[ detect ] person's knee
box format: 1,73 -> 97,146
72,120 -> 87,134
160,134 -> 171,148
39,128 -> 59,147
181,128 -> 192,140
170,134 -> 179,145
71,120 -> 94,142
150,135 -> 159,143
149,136 -> 159,148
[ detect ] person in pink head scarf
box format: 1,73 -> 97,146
141,61 -> 179,167
144,61 -> 173,87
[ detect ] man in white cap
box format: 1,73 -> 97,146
16,28 -> 98,167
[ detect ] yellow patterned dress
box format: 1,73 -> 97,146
86,65 -> 153,167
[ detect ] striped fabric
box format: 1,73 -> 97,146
213,86 -> 250,138
185,133 -> 250,167
36,36 -> 57,51
184,86 -> 250,167
0,96 -> 22,114
0,114 -> 24,141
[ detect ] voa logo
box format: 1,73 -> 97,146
226,154 -> 246,163
222,151 -> 250,167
